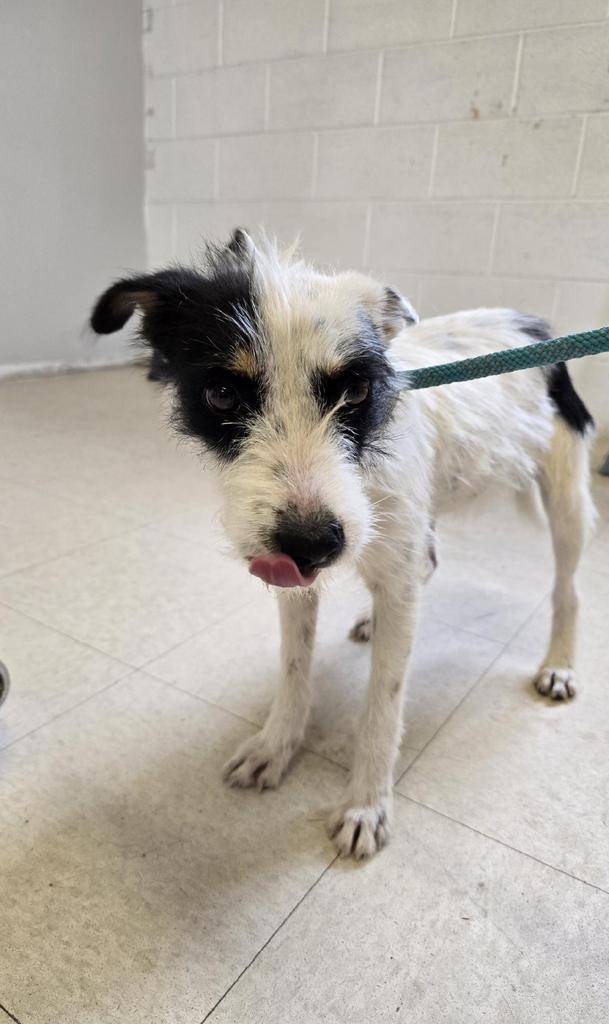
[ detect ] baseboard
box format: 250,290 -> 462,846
0,354 -> 143,382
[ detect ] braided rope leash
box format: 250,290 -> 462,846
396,325 -> 609,392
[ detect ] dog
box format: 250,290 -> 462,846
91,229 -> 595,859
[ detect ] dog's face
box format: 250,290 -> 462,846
91,230 -> 417,587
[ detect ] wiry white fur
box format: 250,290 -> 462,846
219,237 -> 594,859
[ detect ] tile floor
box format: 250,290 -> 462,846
0,367 -> 608,1024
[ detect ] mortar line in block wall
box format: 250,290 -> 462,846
571,115 -> 588,196
263,64 -> 271,130
509,33 -> 524,114
217,0 -> 224,66
427,125 -> 440,198
143,18 -> 609,82
170,204 -> 177,260
362,203 -> 373,267
373,50 -> 384,125
170,76 -> 176,138
213,140 -> 220,200
550,283 -> 560,324
486,203 -> 501,274
449,0 -> 458,37
322,0 -> 330,53
146,196 -> 609,214
310,133 -> 319,198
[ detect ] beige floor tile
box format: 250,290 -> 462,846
147,574 -> 501,776
150,503 -> 226,548
0,425 -> 218,526
397,566 -> 609,890
421,551 -> 549,644
0,527 -> 259,667
205,798 -> 609,1024
0,604 -> 129,750
0,479 -> 132,577
0,370 -> 222,529
0,672 -> 343,1024
0,367 -> 171,458
421,486 -> 555,643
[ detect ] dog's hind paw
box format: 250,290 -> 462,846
328,799 -> 391,860
534,666 -> 577,701
349,616 -> 372,643
223,731 -> 295,791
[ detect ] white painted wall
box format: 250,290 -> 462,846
143,0 -> 609,431
1,1 -> 146,373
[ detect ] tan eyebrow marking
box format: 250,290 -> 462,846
229,347 -> 259,378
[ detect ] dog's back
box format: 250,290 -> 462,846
391,308 -> 593,508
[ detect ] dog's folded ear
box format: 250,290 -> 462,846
90,274 -> 165,334
381,287 -> 418,340
226,227 -> 256,262
90,268 -> 204,371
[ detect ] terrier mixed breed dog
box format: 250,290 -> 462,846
92,230 -> 595,859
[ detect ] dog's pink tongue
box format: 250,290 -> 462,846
249,554 -> 316,588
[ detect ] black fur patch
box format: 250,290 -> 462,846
91,249 -> 263,461
515,313 -> 553,342
546,362 -> 594,435
516,313 -> 594,436
312,318 -> 398,460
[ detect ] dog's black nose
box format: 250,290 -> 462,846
273,512 -> 345,574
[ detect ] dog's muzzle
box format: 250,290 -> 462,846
250,510 -> 345,588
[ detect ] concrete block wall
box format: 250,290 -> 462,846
143,0 -> 609,424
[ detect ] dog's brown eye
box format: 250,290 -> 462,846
344,378 -> 369,406
205,384 -> 239,413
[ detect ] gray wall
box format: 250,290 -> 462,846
1,1 -> 146,371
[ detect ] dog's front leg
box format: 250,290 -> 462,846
330,566 -> 419,859
223,588 -> 319,790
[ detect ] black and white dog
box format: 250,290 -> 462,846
92,230 -> 595,859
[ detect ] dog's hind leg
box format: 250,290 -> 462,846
535,418 -> 595,700
223,589 -> 319,789
348,523 -> 436,644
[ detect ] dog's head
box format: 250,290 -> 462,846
91,230 -> 417,587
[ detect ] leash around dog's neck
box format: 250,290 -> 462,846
396,325 -> 609,392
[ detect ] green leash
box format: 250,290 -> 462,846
398,325 -> 609,392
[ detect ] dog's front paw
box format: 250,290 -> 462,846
328,798 -> 391,860
222,731 -> 295,791
534,665 -> 577,701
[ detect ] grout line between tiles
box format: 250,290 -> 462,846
395,645 -> 508,782
0,671 -> 134,758
0,598 -> 136,669
200,856 -> 339,1022
144,671 -> 351,775
395,791 -> 609,897
395,585 -> 551,784
0,1002 -> 22,1024
0,520 -> 144,585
